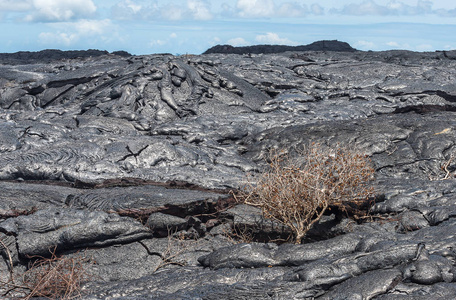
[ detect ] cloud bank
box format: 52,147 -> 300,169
255,32 -> 297,45
335,0 -> 434,16
2,0 -> 456,23
38,19 -> 113,46
1,0 -> 456,54
26,0 -> 97,22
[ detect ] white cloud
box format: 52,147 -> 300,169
38,19 -> 113,46
205,36 -> 221,48
385,41 -> 411,49
187,0 -> 212,20
111,0 -> 143,20
416,43 -> 433,51
236,0 -> 275,18
150,39 -> 166,47
310,3 -> 324,15
160,4 -> 185,20
227,37 -> 249,46
276,2 -> 306,17
221,3 -> 234,16
337,0 -> 387,16
0,0 -> 31,11
73,18 -> 111,35
386,41 -> 400,47
39,32 -> 77,46
387,0 -> 433,15
210,36 -> 221,45
255,32 -> 297,45
234,0 -> 314,18
336,0 -> 434,16
149,32 -> 182,49
111,1 -> 159,20
435,7 -> 456,17
26,0 -> 97,22
125,0 -> 142,14
110,1 -> 212,21
355,40 -> 376,50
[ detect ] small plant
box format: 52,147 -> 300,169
22,247 -> 92,300
1,245 -> 92,299
140,229 -> 200,273
151,232 -> 189,273
239,143 -> 375,244
440,150 -> 456,180
222,225 -> 255,245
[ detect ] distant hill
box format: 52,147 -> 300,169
203,40 -> 357,55
0,49 -> 131,65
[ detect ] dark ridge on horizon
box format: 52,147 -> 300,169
203,40 -> 357,55
0,49 -> 132,65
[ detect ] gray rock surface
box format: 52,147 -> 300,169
1,48 -> 456,299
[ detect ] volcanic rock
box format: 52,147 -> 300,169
1,46 -> 456,299
204,40 -> 357,54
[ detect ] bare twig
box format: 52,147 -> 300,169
442,151 -> 455,180
149,229 -> 200,273
222,225 -> 254,244
0,236 -> 14,282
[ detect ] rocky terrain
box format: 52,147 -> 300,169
1,44 -> 456,299
203,40 -> 356,55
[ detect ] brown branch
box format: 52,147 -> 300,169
0,237 -> 14,283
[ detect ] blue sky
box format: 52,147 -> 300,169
1,0 -> 456,55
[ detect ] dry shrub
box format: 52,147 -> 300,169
222,225 -> 255,245
22,248 -> 92,300
151,232 -> 189,273
143,229 -> 202,273
239,143 -> 375,244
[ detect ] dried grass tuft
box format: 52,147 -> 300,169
22,247 -> 92,300
238,143 -> 375,244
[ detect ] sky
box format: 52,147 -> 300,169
1,0 -> 456,55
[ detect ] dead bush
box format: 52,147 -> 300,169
151,231 -> 190,273
239,143 -> 375,244
222,225 -> 255,245
21,247 -> 92,300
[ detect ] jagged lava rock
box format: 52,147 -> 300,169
1,47 -> 456,299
